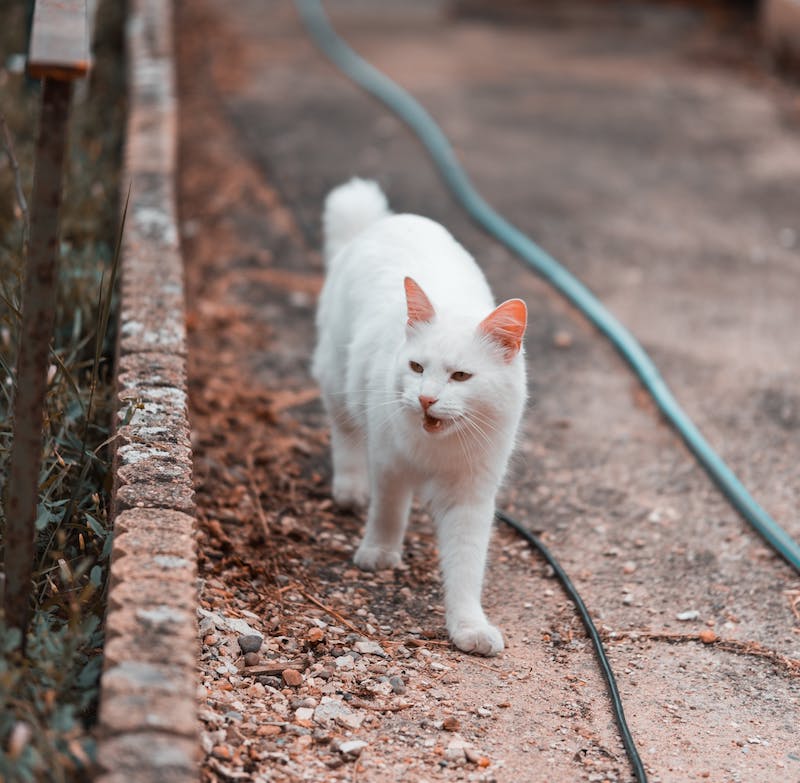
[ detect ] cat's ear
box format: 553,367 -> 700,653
404,277 -> 435,327
478,299 -> 527,360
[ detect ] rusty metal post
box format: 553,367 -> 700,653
3,77 -> 73,637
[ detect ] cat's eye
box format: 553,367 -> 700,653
409,361 -> 424,374
451,371 -> 472,382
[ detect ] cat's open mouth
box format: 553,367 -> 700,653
423,413 -> 446,433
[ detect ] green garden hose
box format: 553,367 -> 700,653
295,0 -> 800,575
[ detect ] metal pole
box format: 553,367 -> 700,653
4,77 -> 73,639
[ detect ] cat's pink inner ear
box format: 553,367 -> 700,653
404,277 -> 435,326
479,298 -> 527,359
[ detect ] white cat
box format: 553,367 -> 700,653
312,179 -> 527,655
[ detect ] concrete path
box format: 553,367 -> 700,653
177,2 -> 800,781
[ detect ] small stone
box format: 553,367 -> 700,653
354,640 -> 386,657
203,634 -> 218,646
336,710 -> 364,730
211,745 -> 232,761
622,560 -> 637,574
464,746 -> 489,765
238,634 -> 263,654
445,737 -> 467,763
553,330 -> 573,348
243,652 -> 260,667
307,627 -> 325,644
258,675 -> 282,689
314,699 -> 365,730
698,629 -> 717,644
282,668 -> 303,687
442,716 -> 460,732
371,680 -> 394,697
246,681 -> 266,698
335,654 -> 354,671
676,610 -> 699,621
389,675 -> 406,695
7,722 -> 32,759
339,739 -> 368,757
198,709 -> 221,725
295,707 -> 315,722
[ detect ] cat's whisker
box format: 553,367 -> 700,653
466,408 -> 501,434
325,386 -> 398,397
459,409 -> 493,442
458,416 -> 495,462
373,405 -> 410,434
453,424 -> 477,484
336,405 -> 401,435
328,392 -> 403,424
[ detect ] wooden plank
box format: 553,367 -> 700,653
28,0 -> 91,80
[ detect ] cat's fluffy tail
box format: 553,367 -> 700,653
323,178 -> 390,262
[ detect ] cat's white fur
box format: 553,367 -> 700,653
312,178 -> 527,655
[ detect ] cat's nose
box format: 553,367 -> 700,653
418,395 -> 437,411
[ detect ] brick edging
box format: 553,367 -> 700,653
95,0 -> 198,780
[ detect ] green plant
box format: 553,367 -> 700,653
0,0 -> 125,779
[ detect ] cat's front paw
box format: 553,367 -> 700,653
449,621 -> 504,656
353,543 -> 402,571
332,475 -> 369,509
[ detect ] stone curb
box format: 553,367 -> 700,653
96,0 -> 199,780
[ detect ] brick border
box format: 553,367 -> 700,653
95,1 -> 198,780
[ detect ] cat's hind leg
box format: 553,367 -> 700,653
329,415 -> 369,509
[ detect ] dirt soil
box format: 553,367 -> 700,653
176,1 -> 800,781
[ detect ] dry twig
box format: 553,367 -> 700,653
0,112 -> 29,247
245,454 -> 271,543
296,587 -> 374,639
349,697 -> 411,712
784,589 -> 800,623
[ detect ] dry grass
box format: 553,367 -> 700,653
0,2 -> 126,780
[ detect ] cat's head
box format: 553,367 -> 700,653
395,277 -> 527,438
